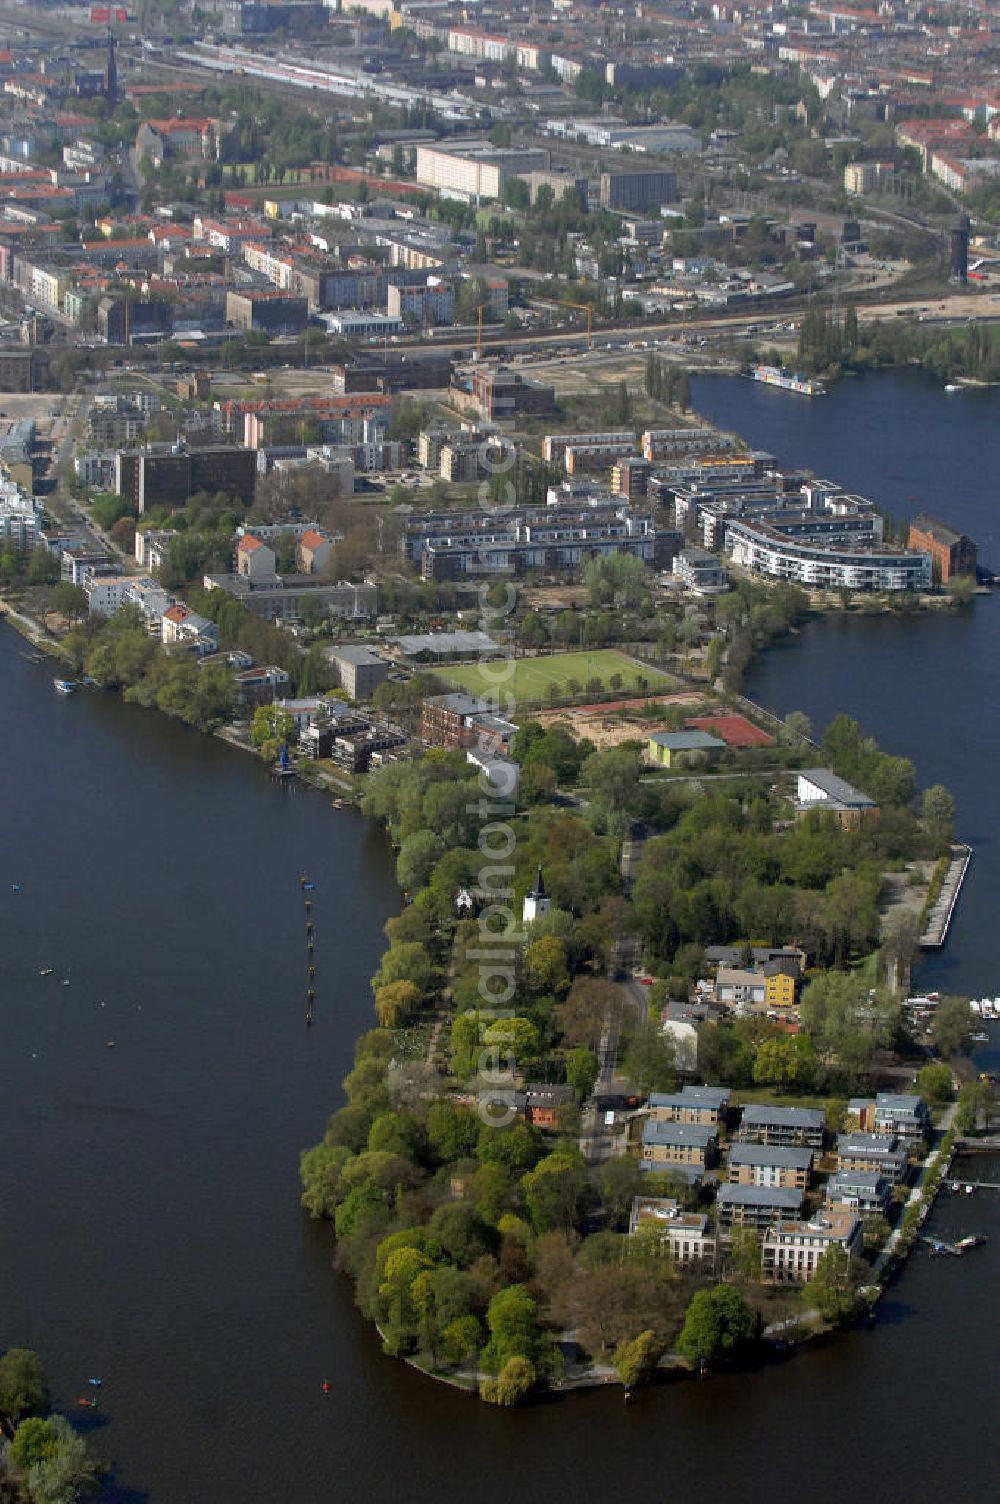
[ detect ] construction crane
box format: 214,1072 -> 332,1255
559,299 -> 594,351
475,301 -> 490,360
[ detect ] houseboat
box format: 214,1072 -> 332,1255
750,365 -> 825,397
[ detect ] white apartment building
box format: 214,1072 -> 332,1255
725,519 -> 931,592
762,1205 -> 863,1282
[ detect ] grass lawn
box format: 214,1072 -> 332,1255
442,650 -> 672,704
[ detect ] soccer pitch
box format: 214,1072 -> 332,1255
442,650 -> 671,703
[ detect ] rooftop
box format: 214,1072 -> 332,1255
717,1184 -> 803,1209
798,768 -> 877,809
741,1103 -> 825,1129
728,1143 -> 813,1169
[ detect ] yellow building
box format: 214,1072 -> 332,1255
764,967 -> 798,1009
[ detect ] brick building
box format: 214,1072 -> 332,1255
907,513 -> 977,581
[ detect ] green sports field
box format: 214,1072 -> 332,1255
442,650 -> 671,704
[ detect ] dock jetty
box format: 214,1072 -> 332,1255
920,842 -> 972,948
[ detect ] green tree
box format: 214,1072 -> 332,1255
580,745 -> 642,815
373,976 -> 421,1029
250,704 -> 294,762
396,829 -> 446,893
9,1417 -> 59,1472
922,784 -> 955,849
784,709 -> 813,743
725,1226 -> 762,1283
915,1061 -> 954,1108
52,582 -> 88,623
611,1329 -> 664,1389
299,1142 -> 351,1219
22,1414 -> 101,1502
524,935 -> 571,995
0,1349 -> 49,1422
565,1046 -> 599,1101
805,1244 -> 863,1324
442,1314 -> 482,1367
623,1022 -> 677,1095
27,547 -> 59,586
931,996 -> 972,1058
480,1354 -> 536,1405
676,1285 -> 758,1368
480,1284 -> 542,1374
521,1148 -> 587,1232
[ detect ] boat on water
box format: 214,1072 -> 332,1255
944,383 -> 960,393
750,364 -> 825,397
53,678 -> 77,695
39,968 -> 54,977
972,1030 -> 990,1042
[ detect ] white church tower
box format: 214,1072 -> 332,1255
522,865 -> 552,924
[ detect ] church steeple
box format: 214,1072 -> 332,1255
522,865 -> 551,924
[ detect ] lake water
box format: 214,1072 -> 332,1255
695,367 -> 1000,998
3,365 -> 1000,1502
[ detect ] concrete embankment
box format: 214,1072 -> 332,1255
920,843 -> 972,948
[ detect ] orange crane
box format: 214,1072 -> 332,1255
475,301 -> 490,360
559,298 -> 594,351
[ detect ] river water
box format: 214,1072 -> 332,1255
2,365 -> 1000,1501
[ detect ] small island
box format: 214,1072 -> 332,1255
301,709 -> 990,1405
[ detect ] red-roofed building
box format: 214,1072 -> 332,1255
297,528 -> 332,575
237,533 -> 276,579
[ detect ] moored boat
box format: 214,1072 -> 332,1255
53,678 -> 77,695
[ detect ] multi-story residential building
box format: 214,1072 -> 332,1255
83,571 -> 130,617
414,142 -> 548,203
870,1093 -> 931,1143
542,431 -> 634,465
715,967 -> 767,1007
599,169 -> 678,211
716,1183 -> 803,1228
825,1171 -> 892,1216
116,446 -> 258,513
738,1104 -> 825,1150
236,534 -> 277,579
296,529 -> 333,577
413,506 -> 661,581
328,644 -> 390,701
123,577 -> 173,636
386,277 -> 455,326
762,1205 -> 863,1283
233,665 -> 292,708
836,1133 -> 909,1183
225,290 -> 309,334
611,456 -> 651,501
728,1143 -> 813,1191
134,528 -> 179,573
628,1198 -> 717,1267
640,1120 -> 719,1173
647,1086 -> 731,1125
420,692 -> 506,749
725,517 -> 931,591
672,547 -> 729,594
